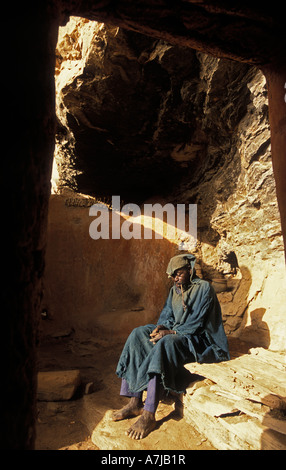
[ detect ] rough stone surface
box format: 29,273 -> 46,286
184,346 -> 286,450
54,18 -> 202,200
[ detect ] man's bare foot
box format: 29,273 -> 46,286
111,397 -> 144,421
125,410 -> 156,439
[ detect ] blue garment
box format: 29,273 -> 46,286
116,276 -> 230,394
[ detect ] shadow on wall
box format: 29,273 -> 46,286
200,262 -> 270,351
239,308 -> 270,349
226,265 -> 270,349
42,192 -> 178,338
42,192 -> 270,350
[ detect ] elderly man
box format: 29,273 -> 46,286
112,254 -> 230,439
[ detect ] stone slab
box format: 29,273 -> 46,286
37,370 -> 81,401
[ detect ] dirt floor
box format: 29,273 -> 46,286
35,325 -> 216,451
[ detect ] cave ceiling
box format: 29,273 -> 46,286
54,2 -> 285,203
59,1 -> 286,66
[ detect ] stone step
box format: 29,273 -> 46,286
37,370 -> 81,401
182,346 -> 286,450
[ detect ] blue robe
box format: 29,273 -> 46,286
116,276 -> 230,394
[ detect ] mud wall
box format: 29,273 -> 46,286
43,192 -> 179,337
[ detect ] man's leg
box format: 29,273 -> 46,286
111,379 -> 144,421
115,324 -> 156,391
120,378 -> 142,400
125,334 -> 193,440
125,374 -> 159,440
112,323 -> 156,423
143,374 -> 160,413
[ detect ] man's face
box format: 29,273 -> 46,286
172,267 -> 190,287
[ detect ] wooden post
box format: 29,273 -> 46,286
263,65 -> 286,259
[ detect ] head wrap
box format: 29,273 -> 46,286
166,254 -> 196,277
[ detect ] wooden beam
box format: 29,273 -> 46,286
60,1 -> 285,66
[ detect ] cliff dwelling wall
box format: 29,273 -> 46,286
42,18 -> 286,351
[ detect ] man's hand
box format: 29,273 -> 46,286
149,325 -> 175,344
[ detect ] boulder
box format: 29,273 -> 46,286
37,370 -> 81,401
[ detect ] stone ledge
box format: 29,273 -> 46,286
182,347 -> 286,450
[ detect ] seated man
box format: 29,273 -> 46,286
112,254 -> 230,440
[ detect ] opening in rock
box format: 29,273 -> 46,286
36,17 -> 286,451
46,17 -> 285,348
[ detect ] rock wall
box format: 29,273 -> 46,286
46,17 -> 286,351
3,3 -> 59,450
170,56 -> 286,350
53,18 -> 202,201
